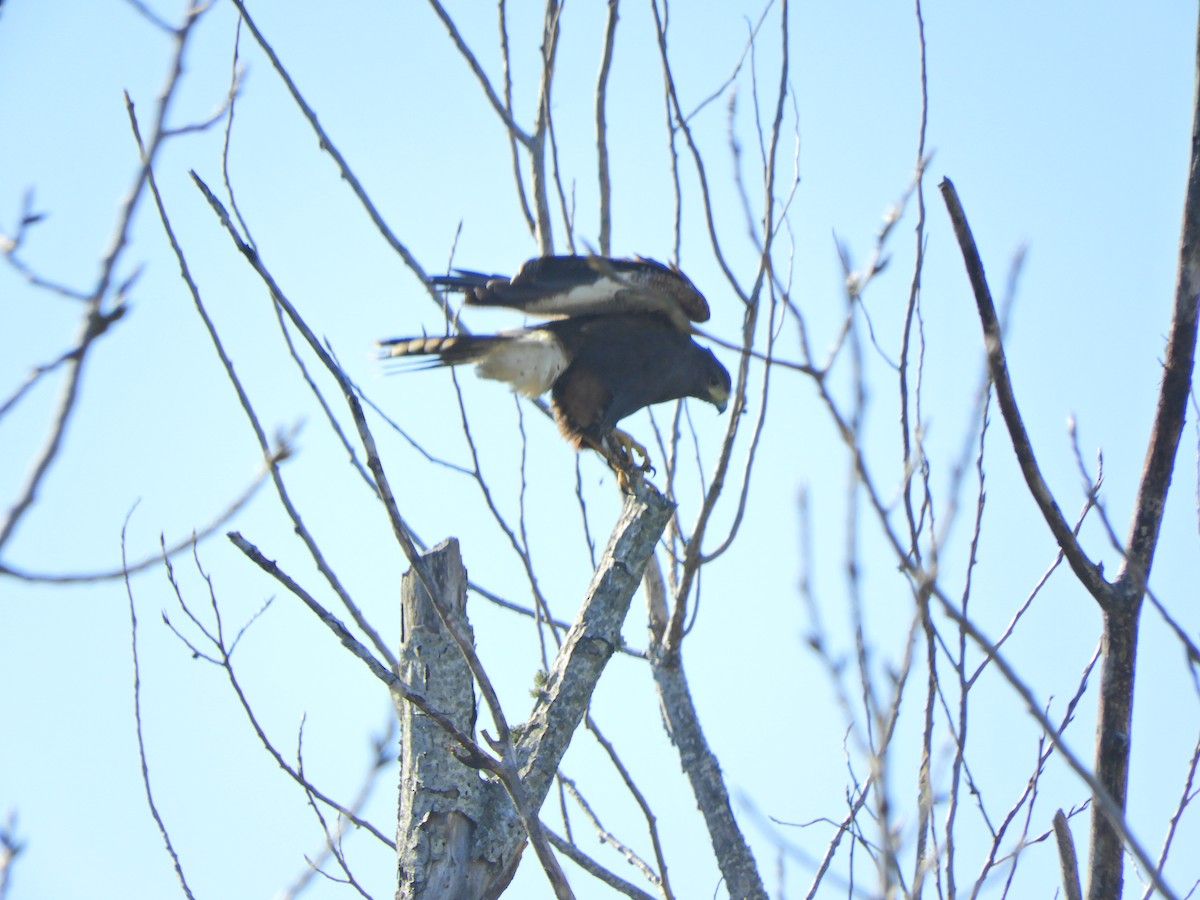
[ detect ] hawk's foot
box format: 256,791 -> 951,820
581,431 -> 655,492
607,428 -> 654,474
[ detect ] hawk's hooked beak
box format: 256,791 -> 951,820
710,386 -> 730,414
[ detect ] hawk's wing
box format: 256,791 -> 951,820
428,255 -> 710,331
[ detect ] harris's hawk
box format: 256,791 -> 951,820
378,255 -> 731,483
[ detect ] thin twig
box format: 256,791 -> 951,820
542,829 -> 657,900
584,714 -> 674,898
123,509 -> 196,900
229,0 -> 433,292
559,775 -> 662,890
1140,733 -> 1200,900
227,531 -> 496,770
0,437 -> 289,583
426,0 -> 533,144
595,0 -> 619,256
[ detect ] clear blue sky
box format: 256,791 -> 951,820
2,1 -> 1197,898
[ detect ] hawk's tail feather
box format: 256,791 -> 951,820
376,334 -> 509,368
377,329 -> 570,398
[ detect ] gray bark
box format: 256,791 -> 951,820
396,538 -> 515,899
396,486 -> 674,899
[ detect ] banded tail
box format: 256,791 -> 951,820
376,330 -> 570,398
376,334 -> 498,368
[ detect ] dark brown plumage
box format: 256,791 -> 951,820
378,255 -> 730,478
439,255 -> 711,329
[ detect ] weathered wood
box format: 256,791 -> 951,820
396,485 -> 674,899
396,539 -> 504,900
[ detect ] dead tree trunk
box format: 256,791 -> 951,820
395,486 -> 673,898
396,538 -> 513,898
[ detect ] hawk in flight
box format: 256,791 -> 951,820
378,255 -> 731,484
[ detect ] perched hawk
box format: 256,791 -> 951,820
378,255 -> 731,483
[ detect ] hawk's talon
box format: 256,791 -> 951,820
582,430 -> 656,490
608,428 -> 653,474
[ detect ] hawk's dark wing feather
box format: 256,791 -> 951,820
428,255 -> 710,330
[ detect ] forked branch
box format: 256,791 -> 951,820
939,37 -> 1200,887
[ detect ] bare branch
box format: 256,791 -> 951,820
227,530 -> 499,776
559,776 -> 662,890
498,0 -> 538,236
0,324 -> 115,420
595,0 -> 619,256
1141,733 -> 1200,900
123,510 -> 197,900
515,484 -> 673,804
426,0 -> 534,145
0,304 -> 125,551
929,583 -> 1176,900
651,646 -> 766,899
661,0 -> 792,648
291,721 -> 374,899
1091,9 -> 1200,894
1,435 -> 289,584
1054,810 -> 1084,900
228,0 -> 432,291
530,0 -> 564,253
123,0 -> 175,33
649,0 -> 746,298
185,172 -> 403,666
1116,19 -> 1200,598
543,828 -> 658,900
584,714 -> 675,898
939,176 -> 1111,602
